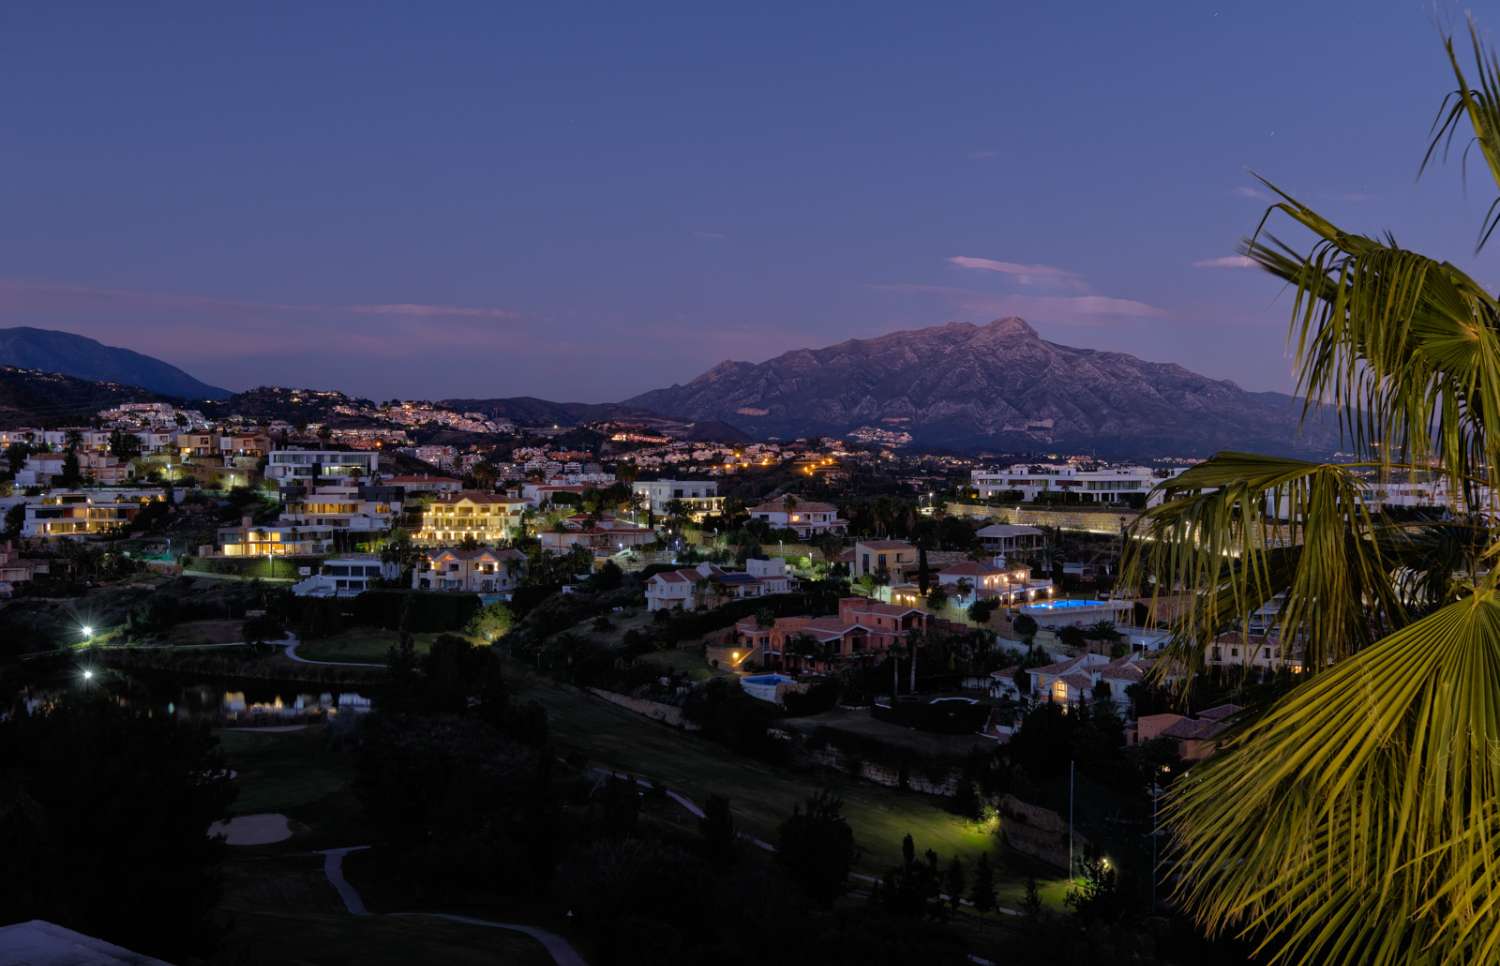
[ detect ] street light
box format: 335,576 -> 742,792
81,625 -> 94,641
82,669 -> 94,682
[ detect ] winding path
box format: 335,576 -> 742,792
315,845 -> 588,966
279,634 -> 384,668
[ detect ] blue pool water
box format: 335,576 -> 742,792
1025,598 -> 1115,610
742,674 -> 796,686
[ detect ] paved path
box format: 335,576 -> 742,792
280,634 -> 384,668
316,844 -> 588,966
585,764 -> 1021,915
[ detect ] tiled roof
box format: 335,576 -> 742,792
1197,703 -> 1244,721
857,539 -> 913,550
1160,717 -> 1226,741
750,496 -> 838,514
940,560 -> 1004,577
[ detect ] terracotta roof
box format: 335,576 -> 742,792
1160,717 -> 1227,741
750,495 -> 838,514
436,491 -> 527,505
1061,672 -> 1095,692
431,547 -> 524,562
845,598 -> 923,618
1031,657 -> 1086,677
939,560 -> 1004,577
1197,703 -> 1244,721
857,539 -> 914,550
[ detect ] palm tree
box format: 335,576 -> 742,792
1119,24 -> 1500,965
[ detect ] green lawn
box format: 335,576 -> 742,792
217,725 -> 370,847
215,852 -> 552,966
294,628 -> 459,663
635,647 -> 732,682
510,663 -> 1065,904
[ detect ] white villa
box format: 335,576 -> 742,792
748,496 -> 847,539
645,558 -> 793,612
412,547 -> 527,595
971,463 -> 1187,506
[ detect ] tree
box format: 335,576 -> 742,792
0,695 -> 235,960
917,544 -> 930,594
4,440 -> 29,475
777,790 -> 855,908
699,793 -> 736,867
59,448 -> 82,487
943,858 -> 965,913
108,429 -> 141,460
1011,612 -> 1038,643
969,853 -> 997,914
1112,25 -> 1500,964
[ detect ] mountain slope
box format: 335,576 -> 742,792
624,317 -> 1336,456
0,327 -> 230,400
0,367 -> 175,427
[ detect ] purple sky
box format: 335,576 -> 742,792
1,2 -> 1494,401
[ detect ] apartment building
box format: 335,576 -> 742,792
851,539 -> 917,580
413,491 -> 529,545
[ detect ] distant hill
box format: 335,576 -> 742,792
0,327 -> 230,400
0,367 -> 175,427
437,396 -> 644,427
623,317 -> 1337,457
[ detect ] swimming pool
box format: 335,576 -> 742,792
740,673 -> 796,703
1024,598 -> 1117,611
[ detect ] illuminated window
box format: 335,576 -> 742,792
1052,680 -> 1068,703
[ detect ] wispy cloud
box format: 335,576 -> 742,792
349,303 -> 517,320
873,283 -> 1166,322
1192,255 -> 1257,269
947,256 -> 1085,288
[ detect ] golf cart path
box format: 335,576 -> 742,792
316,846 -> 588,966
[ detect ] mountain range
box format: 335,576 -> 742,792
0,320 -> 1334,456
0,327 -> 230,400
622,317 -> 1334,456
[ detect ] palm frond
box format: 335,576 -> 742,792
1425,20 -> 1500,250
1164,591 -> 1500,966
1240,185 -> 1500,495
1123,452 -> 1399,678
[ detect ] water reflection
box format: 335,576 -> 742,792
7,674 -> 371,726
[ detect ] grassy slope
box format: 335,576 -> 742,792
293,629 -> 453,663
510,663 -> 1067,904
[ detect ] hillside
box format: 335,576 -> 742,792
623,317 -> 1336,456
0,367 -> 175,427
0,327 -> 230,400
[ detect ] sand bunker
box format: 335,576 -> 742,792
210,813 -> 292,845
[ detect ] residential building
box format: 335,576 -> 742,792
265,449 -> 381,485
852,539 -> 917,580
537,514 -> 657,554
971,463 -> 1187,507
632,479 -> 723,520
412,547 -> 526,595
280,484 -> 400,533
1028,653 -> 1147,713
975,523 -> 1044,557
215,517 -> 336,557
291,555 -> 398,598
1206,633 -> 1299,672
645,558 -> 793,612
413,491 -> 529,545
1135,704 -> 1243,761
748,495 -> 847,538
14,452 -> 67,487
0,541 -> 49,596
386,474 -> 463,497
21,489 -> 167,538
718,597 -> 934,671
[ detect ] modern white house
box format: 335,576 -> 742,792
279,484 -> 400,532
1028,652 -> 1147,713
971,464 -> 1187,506
291,555 -> 398,597
632,479 -> 723,519
748,496 -> 847,539
265,449 -> 381,485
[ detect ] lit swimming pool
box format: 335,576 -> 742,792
1024,598 -> 1116,611
740,673 -> 796,703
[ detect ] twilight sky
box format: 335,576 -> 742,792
0,2 -> 1493,401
